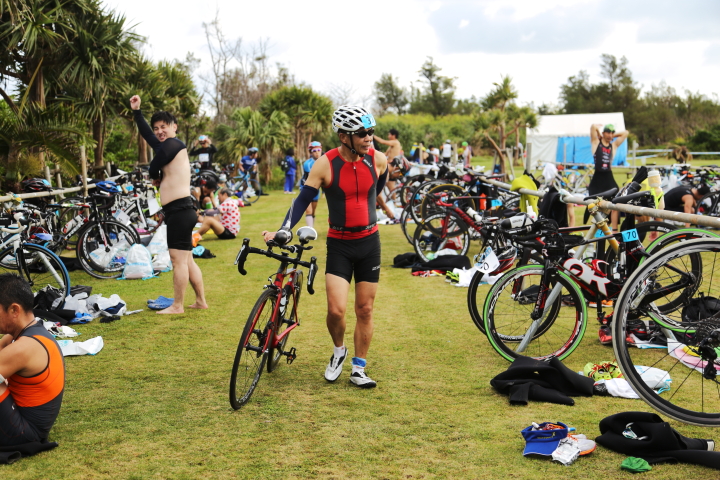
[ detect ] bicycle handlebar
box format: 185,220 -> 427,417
235,238 -> 318,295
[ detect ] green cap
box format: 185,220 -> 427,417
620,457 -> 652,473
462,141 -> 468,146
603,124 -> 615,133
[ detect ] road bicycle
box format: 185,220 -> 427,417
481,187 -> 714,362
611,238 -> 720,426
230,171 -> 261,204
229,226 -> 319,409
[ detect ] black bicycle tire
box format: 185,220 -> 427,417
419,183 -> 467,229
76,220 -> 141,279
483,265 -> 587,362
612,238 -> 720,426
268,271 -> 303,373
230,289 -> 274,409
696,191 -> 720,218
0,243 -> 71,308
412,212 -> 470,262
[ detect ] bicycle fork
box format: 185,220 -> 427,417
517,265 -> 559,353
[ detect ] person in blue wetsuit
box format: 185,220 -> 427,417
283,148 -> 297,194
301,141 -> 323,226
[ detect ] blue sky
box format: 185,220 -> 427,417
103,0 -> 720,111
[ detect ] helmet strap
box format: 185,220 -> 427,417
339,132 -> 359,157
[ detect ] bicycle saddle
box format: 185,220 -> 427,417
584,188 -> 618,201
297,226 -> 317,244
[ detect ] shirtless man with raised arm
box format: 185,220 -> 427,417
130,95 -> 207,314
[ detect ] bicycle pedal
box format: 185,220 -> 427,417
285,347 -> 297,364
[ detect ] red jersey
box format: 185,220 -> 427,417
324,148 -> 379,240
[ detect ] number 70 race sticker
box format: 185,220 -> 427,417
475,247 -> 500,274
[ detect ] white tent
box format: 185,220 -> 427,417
527,112 -> 627,169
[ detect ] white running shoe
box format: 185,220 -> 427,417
350,370 -> 377,388
324,349 -> 347,382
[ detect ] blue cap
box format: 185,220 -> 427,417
521,422 -> 568,456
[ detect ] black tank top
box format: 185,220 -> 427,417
594,141 -> 613,172
588,140 -> 618,194
664,186 -> 693,212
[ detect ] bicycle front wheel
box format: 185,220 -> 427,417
0,243 -> 71,307
613,238 -> 720,426
412,212 -> 470,263
243,180 -> 261,204
230,289 -> 275,409
483,265 -> 587,362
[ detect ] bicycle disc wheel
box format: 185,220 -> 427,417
613,238 -> 720,426
412,212 -> 470,263
230,289 -> 275,409
268,272 -> 302,373
0,243 -> 71,307
483,265 -> 587,362
77,221 -> 140,279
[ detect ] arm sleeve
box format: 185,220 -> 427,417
376,168 -> 388,194
280,186 -> 319,230
188,147 -> 200,156
133,110 -> 162,151
210,145 -> 218,154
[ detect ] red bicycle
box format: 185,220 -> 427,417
229,226 -> 318,409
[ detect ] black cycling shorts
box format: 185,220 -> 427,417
163,196 -> 198,251
0,391 -> 42,446
326,231 -> 381,284
217,228 -> 236,240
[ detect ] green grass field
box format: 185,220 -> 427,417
7,188 -> 720,479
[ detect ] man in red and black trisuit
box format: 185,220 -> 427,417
263,105 -> 388,388
0,274 -> 65,447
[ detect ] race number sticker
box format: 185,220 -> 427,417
490,199 -> 502,208
146,189 -> 161,216
621,228 -> 639,242
360,114 -> 375,129
475,247 -> 500,274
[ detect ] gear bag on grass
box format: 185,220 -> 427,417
147,224 -> 168,255
120,244 -> 155,280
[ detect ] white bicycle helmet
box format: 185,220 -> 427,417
332,105 -> 376,133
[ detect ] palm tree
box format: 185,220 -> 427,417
258,86 -> 333,162
0,99 -> 89,186
216,107 -> 291,184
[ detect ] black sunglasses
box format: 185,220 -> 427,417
351,128 -> 375,138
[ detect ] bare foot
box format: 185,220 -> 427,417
157,305 -> 185,314
188,302 -> 209,309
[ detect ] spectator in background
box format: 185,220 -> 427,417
461,141 -> 473,168
188,135 -> 217,170
302,141 -> 323,227
441,139 -> 453,164
428,144 -> 440,164
283,148 -> 297,194
194,178 -> 218,211
193,188 -> 240,241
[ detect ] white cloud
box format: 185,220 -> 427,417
459,19 -> 469,29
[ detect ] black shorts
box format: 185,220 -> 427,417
0,391 -> 42,446
163,197 -> 198,251
217,228 -> 236,240
326,231 -> 381,283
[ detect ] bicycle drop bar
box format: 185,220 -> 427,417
235,238 -> 317,294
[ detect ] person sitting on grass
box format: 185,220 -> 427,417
195,179 -> 218,211
0,274 -> 65,447
194,188 -> 240,240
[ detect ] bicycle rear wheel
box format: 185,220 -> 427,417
613,238 -> 720,426
230,289 -> 276,409
412,212 -> 470,263
483,265 -> 587,362
0,243 -> 71,307
77,221 -> 140,279
268,272 -> 302,373
242,180 -> 261,204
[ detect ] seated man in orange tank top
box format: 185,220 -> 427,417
0,274 -> 65,446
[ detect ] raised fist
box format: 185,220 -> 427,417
129,95 -> 141,111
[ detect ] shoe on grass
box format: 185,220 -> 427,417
350,370 -> 377,388
324,348 -> 346,382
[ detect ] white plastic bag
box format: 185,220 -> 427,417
89,244 -> 119,269
121,244 -> 155,280
63,292 -> 89,314
152,250 -> 173,271
148,224 -> 168,255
